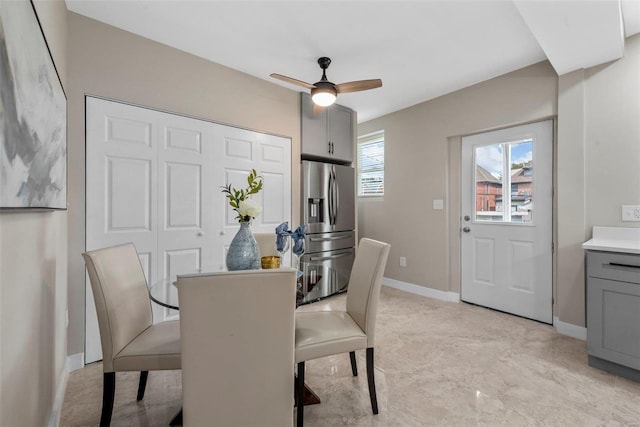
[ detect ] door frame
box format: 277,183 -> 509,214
447,118 -> 556,322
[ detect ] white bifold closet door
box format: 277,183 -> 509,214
85,97 -> 291,364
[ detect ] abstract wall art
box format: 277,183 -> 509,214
0,0 -> 67,210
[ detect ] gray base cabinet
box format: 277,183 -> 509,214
586,250 -> 640,379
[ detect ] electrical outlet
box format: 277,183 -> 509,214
400,256 -> 407,267
622,205 -> 640,221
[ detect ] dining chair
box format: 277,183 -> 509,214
254,232 -> 279,258
294,237 -> 391,426
82,243 -> 181,427
177,269 -> 297,427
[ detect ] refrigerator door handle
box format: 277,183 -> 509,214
329,168 -> 337,225
309,235 -> 351,242
333,169 -> 340,224
308,250 -> 353,262
328,167 -> 337,225
327,168 -> 334,225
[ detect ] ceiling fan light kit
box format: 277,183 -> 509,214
311,82 -> 337,107
270,57 -> 382,108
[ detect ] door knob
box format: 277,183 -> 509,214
197,231 -> 204,237
463,227 -> 471,233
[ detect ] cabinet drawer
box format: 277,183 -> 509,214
587,251 -> 640,284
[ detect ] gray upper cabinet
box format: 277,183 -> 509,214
301,93 -> 354,163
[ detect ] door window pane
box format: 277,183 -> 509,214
474,144 -> 504,222
474,139 -> 533,223
509,140 -> 533,223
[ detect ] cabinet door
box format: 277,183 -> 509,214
587,276 -> 640,370
301,92 -> 354,162
301,93 -> 329,158
328,104 -> 354,162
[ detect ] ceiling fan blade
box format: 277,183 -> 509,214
269,73 -> 316,90
335,79 -> 382,94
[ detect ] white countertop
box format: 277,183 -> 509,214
582,226 -> 640,254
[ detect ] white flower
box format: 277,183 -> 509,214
238,199 -> 262,219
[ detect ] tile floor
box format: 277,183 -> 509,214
61,287 -> 640,426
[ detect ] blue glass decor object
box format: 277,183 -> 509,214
226,222 -> 260,271
292,225 -> 306,256
276,222 -> 292,253
291,225 -> 306,273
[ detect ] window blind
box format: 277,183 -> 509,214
357,131 -> 384,196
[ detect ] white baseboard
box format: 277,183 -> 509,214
67,353 -> 84,372
383,277 -> 460,303
48,363 -> 69,427
554,316 -> 587,341
48,353 -> 84,426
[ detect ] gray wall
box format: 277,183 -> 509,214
557,33 -> 640,327
66,13 -> 301,357
359,34 -> 640,328
0,1 -> 68,426
358,61 -> 557,295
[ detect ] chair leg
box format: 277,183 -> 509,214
137,371 -> 149,401
366,348 -> 379,415
101,372 -> 116,427
349,351 -> 358,376
297,362 -> 305,427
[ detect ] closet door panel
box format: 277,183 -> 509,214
85,98 -> 159,363
85,97 -> 291,361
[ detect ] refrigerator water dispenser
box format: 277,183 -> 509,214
307,198 -> 324,223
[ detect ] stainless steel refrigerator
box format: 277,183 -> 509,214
301,160 -> 356,281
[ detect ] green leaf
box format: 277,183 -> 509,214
221,170 -> 263,217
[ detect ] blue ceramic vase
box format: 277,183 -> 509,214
226,221 -> 260,271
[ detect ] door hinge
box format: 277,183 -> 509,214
552,242 -> 554,253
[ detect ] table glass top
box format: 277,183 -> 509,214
148,262 -> 349,310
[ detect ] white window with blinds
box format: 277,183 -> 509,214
357,130 -> 384,197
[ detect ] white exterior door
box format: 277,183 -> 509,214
85,97 -> 291,363
461,120 -> 553,323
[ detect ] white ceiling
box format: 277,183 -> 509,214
66,0 -> 640,123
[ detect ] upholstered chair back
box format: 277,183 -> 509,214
82,243 -> 153,372
345,238 -> 391,348
178,269 -> 296,427
253,232 -> 279,257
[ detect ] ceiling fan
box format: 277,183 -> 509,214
270,57 -> 382,108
